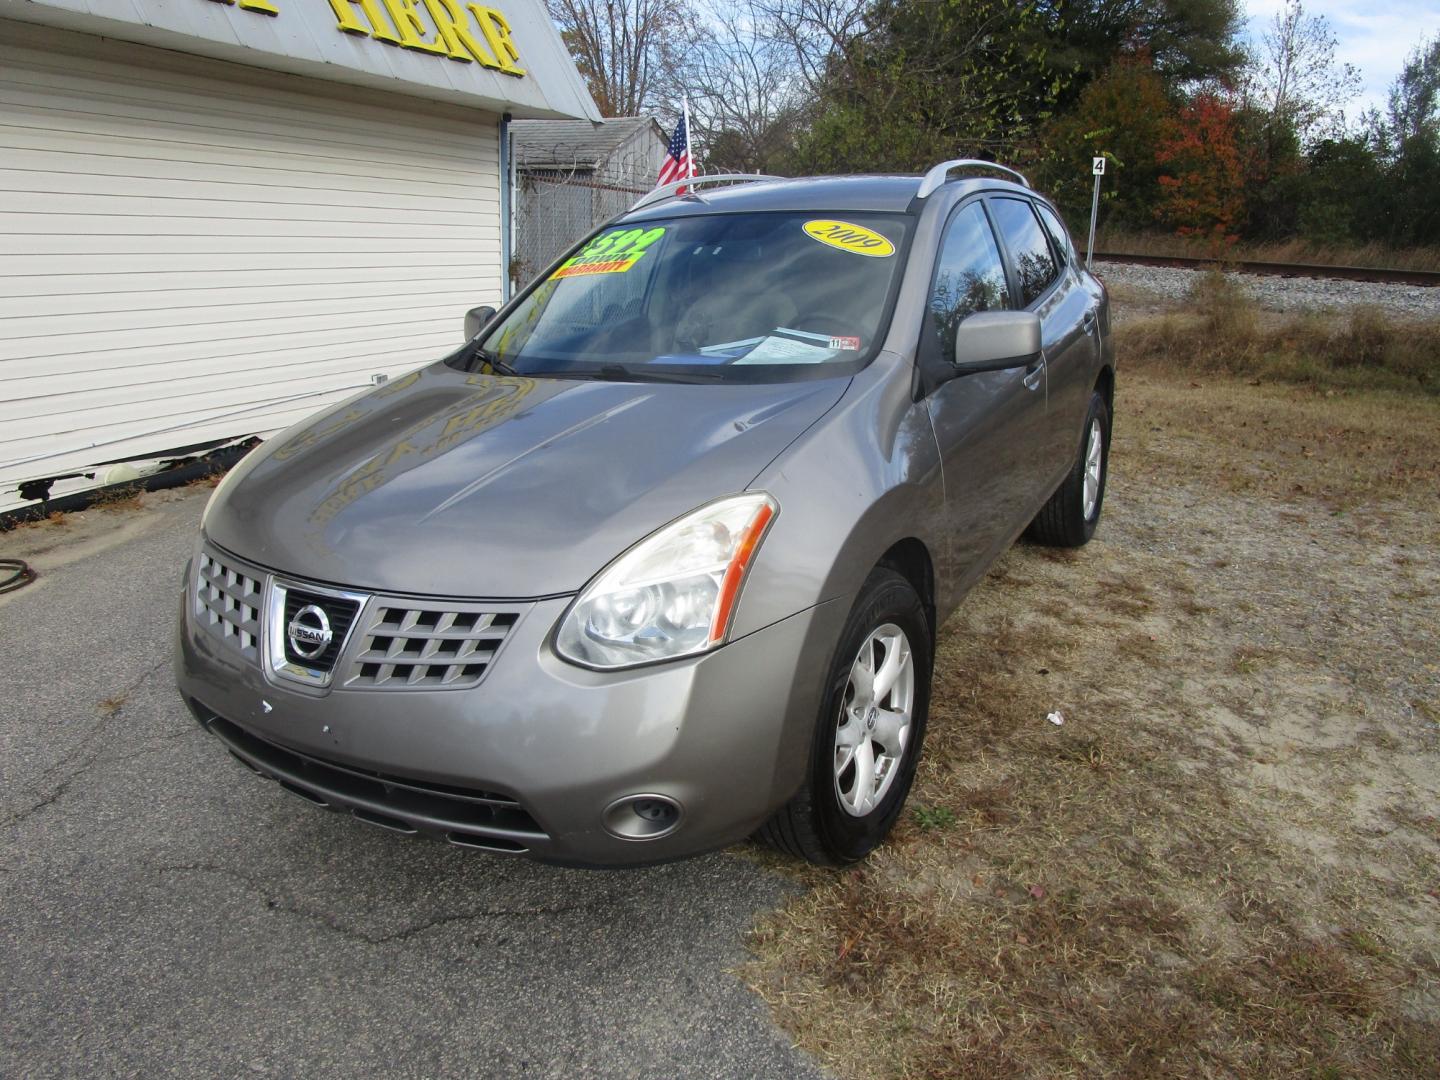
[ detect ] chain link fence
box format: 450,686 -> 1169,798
512,139 -> 729,290
513,144 -> 655,289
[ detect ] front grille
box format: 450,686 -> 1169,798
343,605 -> 520,689
280,588 -> 360,673
194,543 -> 527,692
195,553 -> 262,660
198,709 -> 547,852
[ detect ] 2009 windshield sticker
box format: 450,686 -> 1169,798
552,226 -> 667,278
802,220 -> 896,257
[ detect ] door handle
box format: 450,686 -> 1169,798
1023,356 -> 1044,391
1082,310 -> 1098,333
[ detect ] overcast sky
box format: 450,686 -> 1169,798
1243,1 -> 1440,118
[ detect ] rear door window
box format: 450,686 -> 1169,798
927,202 -> 1011,359
989,198 -> 1059,307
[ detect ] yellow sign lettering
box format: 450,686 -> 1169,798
325,0 -> 402,44
208,0 -> 281,15
469,5 -> 525,75
423,0 -> 496,65
380,0 -> 451,55
417,0 -> 473,62
202,0 -> 525,77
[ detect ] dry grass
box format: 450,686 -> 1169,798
742,336 -> 1440,1077
90,484 -> 146,513
1097,229 -> 1440,273
1116,272 -> 1440,395
97,693 -> 128,717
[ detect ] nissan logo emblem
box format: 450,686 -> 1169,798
287,603 -> 333,660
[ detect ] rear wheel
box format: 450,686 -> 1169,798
1027,389 -> 1110,547
758,568 -> 931,865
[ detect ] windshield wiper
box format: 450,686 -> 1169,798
472,346 -> 520,376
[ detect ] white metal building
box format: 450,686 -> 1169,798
0,0 -> 598,515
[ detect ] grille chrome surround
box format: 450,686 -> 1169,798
194,553 -> 263,660
195,542 -> 528,693
264,578 -> 369,690
343,604 -> 522,689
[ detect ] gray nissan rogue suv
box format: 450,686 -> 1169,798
175,161 -> 1114,867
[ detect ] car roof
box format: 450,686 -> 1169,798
620,174 -> 1037,222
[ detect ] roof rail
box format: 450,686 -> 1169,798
916,159 -> 1030,198
630,173 -> 783,212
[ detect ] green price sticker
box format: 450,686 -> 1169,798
552,227 -> 667,279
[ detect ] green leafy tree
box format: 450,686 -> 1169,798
1294,136 -> 1385,244
1035,0 -> 1246,106
1034,55 -> 1178,229
1376,36 -> 1440,245
789,0 -> 1070,174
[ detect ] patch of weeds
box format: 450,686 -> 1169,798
1340,927 -> 1393,961
910,805 -> 957,832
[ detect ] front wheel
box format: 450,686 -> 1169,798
1027,389 -> 1111,547
757,568 -> 932,865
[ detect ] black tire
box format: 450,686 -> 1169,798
1027,389 -> 1111,548
757,568 -> 932,865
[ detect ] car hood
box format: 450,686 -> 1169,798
204,363 -> 848,598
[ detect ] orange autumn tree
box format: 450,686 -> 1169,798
1155,91 -> 1248,244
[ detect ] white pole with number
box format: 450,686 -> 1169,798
1086,156 -> 1105,271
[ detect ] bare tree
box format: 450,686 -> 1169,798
547,0 -> 697,116
751,0 -> 871,98
685,1 -> 805,172
1245,0 -> 1360,142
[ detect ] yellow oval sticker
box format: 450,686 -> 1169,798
803,219 -> 896,258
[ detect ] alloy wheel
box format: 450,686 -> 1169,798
834,623 -> 914,817
1082,418 -> 1103,521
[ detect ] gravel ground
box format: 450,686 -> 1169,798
0,491 -> 827,1080
1095,260 -> 1440,318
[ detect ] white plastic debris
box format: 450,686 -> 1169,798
1046,710 -> 1065,726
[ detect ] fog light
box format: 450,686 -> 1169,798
602,793 -> 683,840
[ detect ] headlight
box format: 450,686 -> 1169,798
554,493 -> 778,669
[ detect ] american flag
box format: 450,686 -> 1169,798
657,111 -> 692,194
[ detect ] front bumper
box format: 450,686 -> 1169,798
175,556 -> 846,867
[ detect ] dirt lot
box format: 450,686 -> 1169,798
743,304 -> 1440,1075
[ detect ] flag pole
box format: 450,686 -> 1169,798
682,95 -> 694,183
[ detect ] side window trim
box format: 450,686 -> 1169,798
1035,202 -> 1070,268
985,195 -> 1062,311
913,195 -> 1011,398
922,194 -> 1011,340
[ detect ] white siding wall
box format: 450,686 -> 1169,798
0,23 -> 502,512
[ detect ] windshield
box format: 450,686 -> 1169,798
463,211 -> 913,383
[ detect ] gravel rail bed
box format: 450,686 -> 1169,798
1096,261 -> 1440,319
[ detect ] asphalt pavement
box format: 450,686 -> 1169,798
0,488 -> 826,1079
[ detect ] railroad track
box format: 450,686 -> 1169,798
1091,251 -> 1440,288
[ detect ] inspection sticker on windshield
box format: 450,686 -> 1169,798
802,220 -> 895,257
830,335 -> 861,351
552,226 -> 667,279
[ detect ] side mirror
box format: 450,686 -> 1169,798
951,311 -> 1041,372
464,305 -> 498,342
